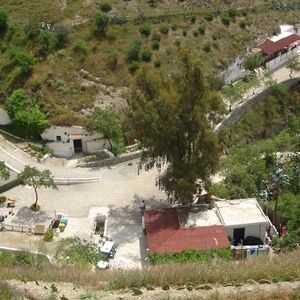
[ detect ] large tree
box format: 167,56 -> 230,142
128,51 -> 225,204
18,166 -> 57,211
244,52 -> 264,74
86,108 -> 123,152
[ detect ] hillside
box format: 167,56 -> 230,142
1,1 -> 300,125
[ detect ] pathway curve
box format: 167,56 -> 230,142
214,59 -> 300,132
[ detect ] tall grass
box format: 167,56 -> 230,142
1,250 -> 300,290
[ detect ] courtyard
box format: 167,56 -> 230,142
0,160 -> 168,269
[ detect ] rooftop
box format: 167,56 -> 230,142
215,198 -> 269,227
144,208 -> 229,254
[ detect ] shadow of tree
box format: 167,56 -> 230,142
12,206 -> 51,225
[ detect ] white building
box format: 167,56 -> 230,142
41,125 -> 112,158
185,198 -> 273,245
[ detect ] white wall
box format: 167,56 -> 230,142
0,108 -> 11,125
47,141 -> 74,158
225,223 -> 269,243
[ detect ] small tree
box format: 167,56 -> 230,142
244,53 -> 265,74
6,89 -> 26,119
0,161 -> 9,180
93,13 -> 109,35
0,10 -> 8,34
18,166 -> 57,211
86,108 -> 123,152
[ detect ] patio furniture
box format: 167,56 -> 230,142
100,241 -> 115,254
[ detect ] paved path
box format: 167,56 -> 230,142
215,60 -> 300,132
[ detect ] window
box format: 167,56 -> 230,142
56,136 -> 62,141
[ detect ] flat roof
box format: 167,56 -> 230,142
185,209 -> 222,227
215,198 -> 269,226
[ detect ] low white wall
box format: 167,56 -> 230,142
0,108 -> 11,125
225,223 -> 268,243
266,46 -> 300,70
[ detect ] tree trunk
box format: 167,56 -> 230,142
34,186 -> 39,207
107,139 -> 113,153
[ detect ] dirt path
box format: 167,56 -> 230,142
5,280 -> 300,300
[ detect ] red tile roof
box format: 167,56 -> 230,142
258,34 -> 300,56
144,208 -> 230,254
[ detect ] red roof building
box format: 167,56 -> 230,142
257,34 -> 300,56
144,208 -> 230,254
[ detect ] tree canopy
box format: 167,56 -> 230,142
0,161 -> 9,181
128,50 -> 225,204
86,107 -> 123,151
244,53 -> 264,73
18,166 -> 57,210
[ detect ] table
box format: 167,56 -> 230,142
100,241 -> 115,254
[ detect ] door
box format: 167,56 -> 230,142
233,228 -> 245,246
73,139 -> 83,153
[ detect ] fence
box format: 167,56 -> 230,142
266,46 -> 300,70
0,223 -> 31,233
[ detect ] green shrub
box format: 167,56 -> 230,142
139,24 -> 151,37
73,41 -> 89,55
182,30 -> 187,37
10,47 -> 35,75
240,8 -> 248,16
159,25 -> 169,35
0,11 -> 8,34
162,284 -> 169,290
93,13 -> 109,34
193,31 -> 198,37
154,59 -> 161,68
190,15 -> 196,24
0,196 -> 6,204
171,24 -> 177,31
152,40 -> 160,50
44,229 -> 54,242
128,61 -> 140,74
221,15 -> 230,26
126,40 -> 142,62
149,248 -> 232,264
141,49 -> 152,62
204,12 -> 214,22
239,20 -> 246,29
99,2 -> 112,13
132,288 -> 143,295
53,22 -> 69,48
198,25 -> 205,35
227,8 -> 237,19
202,42 -> 211,52
15,251 -> 33,266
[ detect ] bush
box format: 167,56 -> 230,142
126,40 -> 142,62
141,49 -> 152,62
10,48 -> 34,75
239,20 -> 246,29
221,15 -> 230,26
30,203 -> 40,212
182,30 -> 187,37
154,59 -> 161,68
152,40 -> 160,50
0,10 -> 8,34
202,42 -> 211,52
73,41 -> 89,55
99,2 -> 112,13
43,229 -> 54,242
53,22 -> 69,48
139,24 -> 151,37
227,8 -> 237,19
149,248 -> 232,264
204,12 -> 214,22
190,15 -> 196,24
159,25 -> 169,35
93,13 -> 109,34
198,25 -> 205,35
128,61 -> 140,74
240,8 -> 248,16
0,196 -> 6,204
193,31 -> 198,37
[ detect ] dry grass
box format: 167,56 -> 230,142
0,250 -> 300,291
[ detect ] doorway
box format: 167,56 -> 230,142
233,228 -> 245,246
73,139 -> 83,153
